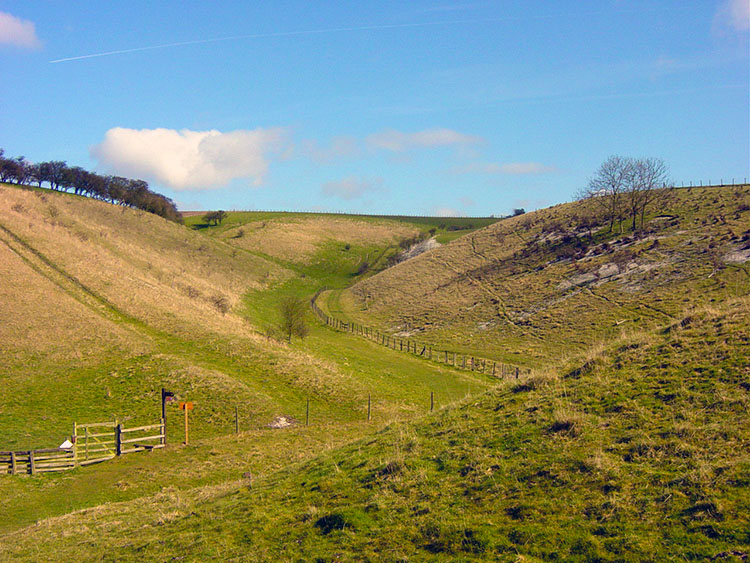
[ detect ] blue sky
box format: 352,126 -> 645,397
1,1 -> 748,215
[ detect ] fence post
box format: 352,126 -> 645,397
29,450 -> 36,475
10,451 -> 16,475
492,362 -> 496,376
72,422 -> 78,467
85,426 -> 90,461
115,423 -> 122,456
515,367 -> 519,379
430,391 -> 434,413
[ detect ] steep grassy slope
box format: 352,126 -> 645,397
338,186 -> 750,368
2,297 -> 747,561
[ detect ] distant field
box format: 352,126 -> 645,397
183,210 -> 501,244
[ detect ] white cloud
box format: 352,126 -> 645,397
322,176 -> 382,200
0,11 -> 41,49
459,196 -> 475,207
366,128 -> 483,152
451,162 -> 503,174
500,162 -> 556,175
90,127 -> 287,191
301,136 -> 358,163
713,0 -> 750,33
452,161 -> 555,175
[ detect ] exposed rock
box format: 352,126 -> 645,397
268,416 -> 295,428
723,248 -> 750,264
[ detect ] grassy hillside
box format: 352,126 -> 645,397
185,210 -> 500,342
337,186 -> 750,368
2,297 -> 747,561
0,184 -> 489,453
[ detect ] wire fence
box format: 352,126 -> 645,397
310,288 -> 530,379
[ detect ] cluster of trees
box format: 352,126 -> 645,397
579,156 -> 670,232
0,149 -> 182,223
202,210 -> 228,226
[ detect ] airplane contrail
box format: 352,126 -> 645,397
49,19 -> 493,63
49,7 -> 680,64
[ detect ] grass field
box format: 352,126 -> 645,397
0,183 -> 493,536
2,297 -> 747,561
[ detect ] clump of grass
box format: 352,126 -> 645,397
548,411 -> 583,436
511,373 -> 551,393
210,294 -> 231,315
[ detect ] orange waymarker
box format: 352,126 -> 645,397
179,402 -> 193,444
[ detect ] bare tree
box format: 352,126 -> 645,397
627,157 -> 670,231
581,156 -> 670,233
578,155 -> 632,233
279,296 -> 308,343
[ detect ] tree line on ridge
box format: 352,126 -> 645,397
0,148 -> 182,223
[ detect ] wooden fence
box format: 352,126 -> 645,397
310,289 -> 530,379
1,419 -> 165,475
0,448 -> 75,475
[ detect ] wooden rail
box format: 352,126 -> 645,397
0,448 -> 75,475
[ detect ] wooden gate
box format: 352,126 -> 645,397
74,421 -> 117,466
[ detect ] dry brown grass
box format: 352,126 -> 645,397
0,239 -> 146,365
341,187 -> 750,367
0,186 -> 292,343
221,216 -> 419,264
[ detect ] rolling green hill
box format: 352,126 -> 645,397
0,183 -> 489,449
